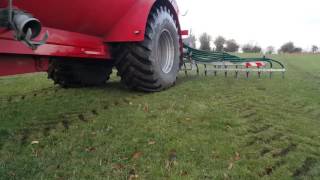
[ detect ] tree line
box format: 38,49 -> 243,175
185,33 -> 319,54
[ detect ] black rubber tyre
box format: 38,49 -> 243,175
113,5 -> 180,92
48,59 -> 113,88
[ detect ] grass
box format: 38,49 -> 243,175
0,54 -> 320,179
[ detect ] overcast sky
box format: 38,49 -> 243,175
176,0 -> 320,51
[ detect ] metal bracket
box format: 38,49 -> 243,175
24,28 -> 49,50
7,0 -> 48,49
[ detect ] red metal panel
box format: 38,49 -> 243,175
0,55 -> 48,76
180,30 -> 189,36
0,28 -> 111,59
0,0 -> 183,77
104,0 -> 155,42
105,0 -> 181,42
1,0 -> 148,42
0,39 -> 109,59
0,0 -> 180,43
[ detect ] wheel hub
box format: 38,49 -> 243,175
157,29 -> 175,74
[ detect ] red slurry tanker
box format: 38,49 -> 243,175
0,0 -> 188,91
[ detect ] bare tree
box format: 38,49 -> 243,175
252,46 -> 262,53
242,44 -> 262,53
279,42 -> 294,53
279,42 -> 302,53
293,47 -> 302,53
266,46 -> 275,54
224,39 -> 239,53
311,45 -> 319,54
242,44 -> 252,53
214,36 -> 226,52
199,33 -> 212,51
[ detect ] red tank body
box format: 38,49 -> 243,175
0,0 -> 180,42
0,0 -> 182,76
8,0 -> 153,42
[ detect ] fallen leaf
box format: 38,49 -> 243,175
165,160 -> 172,170
121,157 -> 129,161
148,140 -> 156,145
114,101 -> 120,106
128,169 -> 139,180
234,152 -> 241,161
224,173 -> 230,180
168,149 -> 177,161
132,151 -> 143,159
112,163 -> 125,170
8,171 -> 16,177
212,151 -> 220,159
92,109 -> 99,115
228,162 -> 234,170
85,147 -> 96,152
78,114 -> 86,121
128,174 -> 139,180
143,103 -> 149,113
32,148 -> 40,156
31,141 -> 39,145
265,166 -> 273,175
123,98 -> 130,103
166,149 -> 178,170
132,138 -> 139,143
180,170 -> 188,176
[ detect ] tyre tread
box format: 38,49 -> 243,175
114,5 -> 179,92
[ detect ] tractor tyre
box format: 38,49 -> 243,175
113,5 -> 180,92
48,59 -> 113,88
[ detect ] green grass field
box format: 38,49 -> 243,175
0,54 -> 320,179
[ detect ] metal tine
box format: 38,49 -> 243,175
181,60 -> 285,79
224,65 -> 228,77
204,64 -> 207,76
183,63 -> 188,76
235,65 -> 239,79
214,65 -> 217,76
196,63 -> 199,75
269,62 -> 273,79
258,67 -> 261,78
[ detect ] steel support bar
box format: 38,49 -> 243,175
205,68 -> 286,72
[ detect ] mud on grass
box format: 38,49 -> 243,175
1,54 -> 320,179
